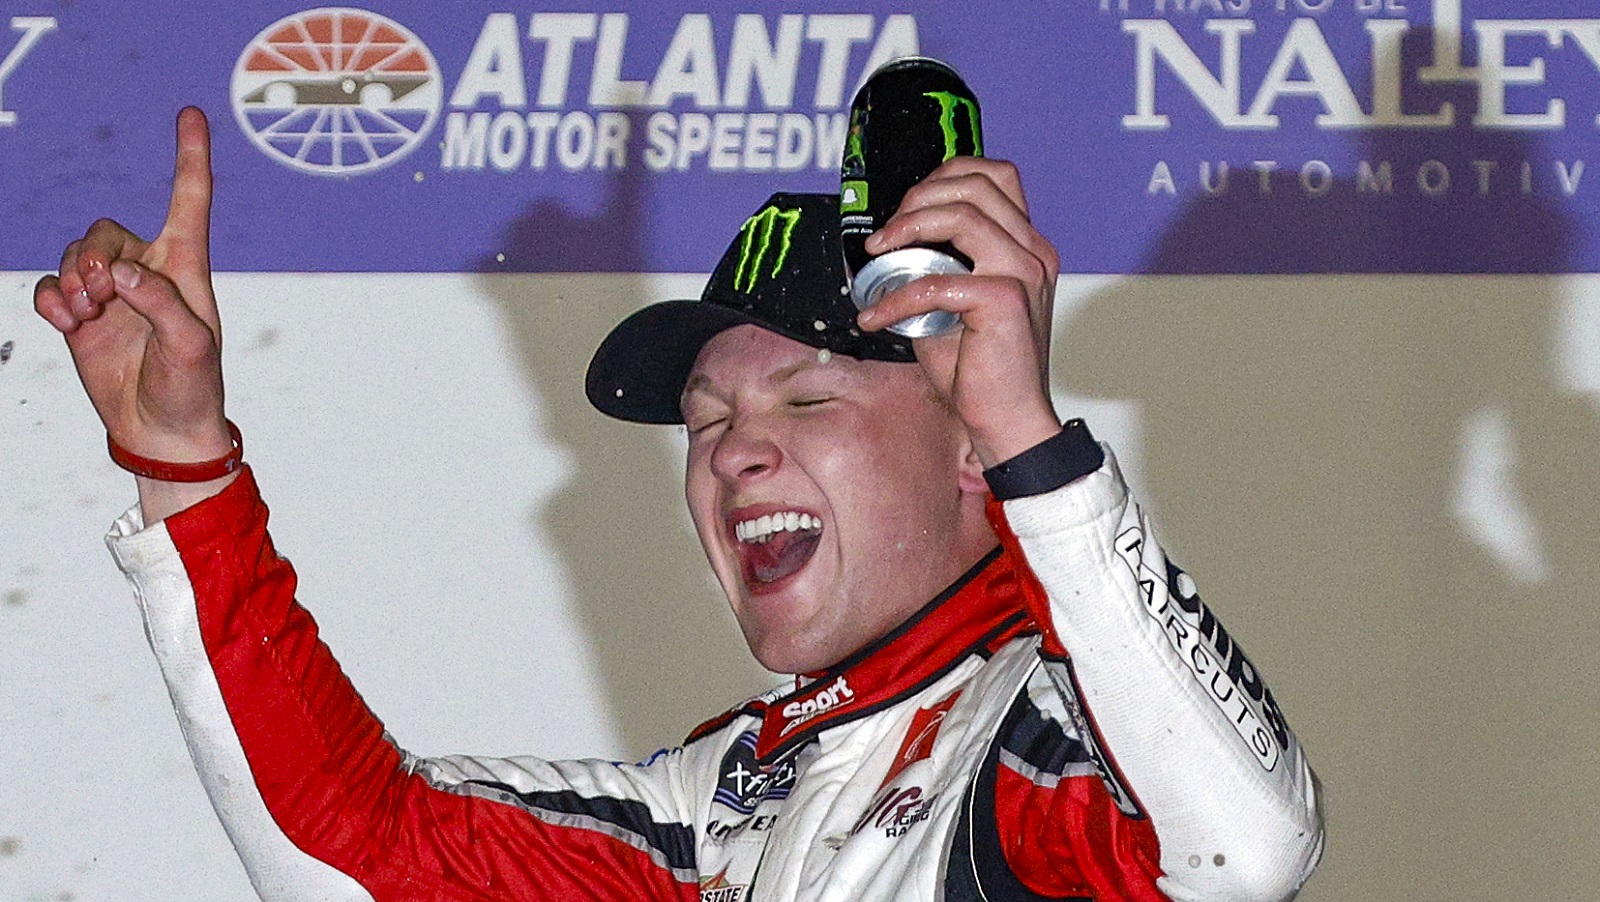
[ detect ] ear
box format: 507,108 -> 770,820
956,429 -> 990,496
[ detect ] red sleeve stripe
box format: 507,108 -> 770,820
165,469 -> 700,901
949,689 -> 1167,902
993,765 -> 1169,902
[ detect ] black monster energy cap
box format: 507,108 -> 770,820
586,192 -> 916,424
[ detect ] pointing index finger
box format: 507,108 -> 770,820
157,106 -> 214,266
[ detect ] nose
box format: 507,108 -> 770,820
709,415 -> 782,483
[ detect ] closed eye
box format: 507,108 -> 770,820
687,417 -> 727,436
789,396 -> 833,409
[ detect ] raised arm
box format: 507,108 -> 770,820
859,159 -> 1325,901
33,106 -> 235,523
854,155 -> 1062,468
107,470 -> 704,900
47,108 -> 708,902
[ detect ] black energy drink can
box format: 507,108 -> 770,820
840,57 -> 983,338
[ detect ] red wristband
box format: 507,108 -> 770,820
108,421 -> 244,482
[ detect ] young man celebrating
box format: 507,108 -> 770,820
36,109 -> 1323,901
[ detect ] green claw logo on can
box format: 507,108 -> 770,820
923,91 -> 983,161
734,205 -> 802,293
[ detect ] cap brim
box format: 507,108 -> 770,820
585,300 -> 768,424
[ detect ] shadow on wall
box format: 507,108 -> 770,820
472,115 -> 771,760
1057,28 -> 1600,902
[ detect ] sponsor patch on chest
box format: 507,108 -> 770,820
713,730 -> 797,815
847,689 -> 962,840
699,868 -> 749,902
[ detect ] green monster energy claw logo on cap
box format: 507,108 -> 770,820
734,204 -> 802,293
924,91 -> 983,161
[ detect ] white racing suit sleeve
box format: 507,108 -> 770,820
991,432 -> 1325,902
108,502 -> 378,901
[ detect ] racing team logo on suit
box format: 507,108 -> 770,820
713,731 -> 796,815
231,8 -> 442,176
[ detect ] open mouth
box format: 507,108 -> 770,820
734,511 -> 824,591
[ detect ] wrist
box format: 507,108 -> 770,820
110,419 -> 248,525
136,469 -> 242,526
109,420 -> 242,482
969,404 -> 1062,469
982,418 -> 1104,500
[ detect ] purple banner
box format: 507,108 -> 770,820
3,0 -> 1598,273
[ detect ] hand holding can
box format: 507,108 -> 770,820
840,57 -> 984,338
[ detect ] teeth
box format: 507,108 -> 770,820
736,511 -> 821,543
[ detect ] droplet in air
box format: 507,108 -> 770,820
615,388 -> 624,397
816,349 -> 832,364
1213,854 -> 1226,867
496,253 -> 506,263
813,319 -> 827,331
413,171 -> 424,183
1188,855 -> 1201,868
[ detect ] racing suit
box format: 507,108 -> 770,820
106,421 -> 1323,901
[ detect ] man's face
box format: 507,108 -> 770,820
681,325 -> 992,674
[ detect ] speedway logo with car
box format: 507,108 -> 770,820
230,7 -> 921,178
231,8 -> 443,176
